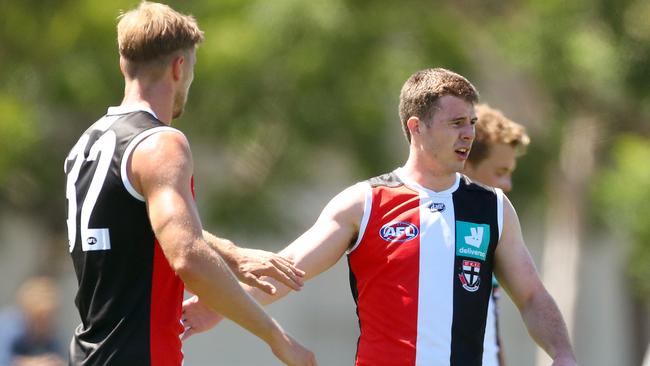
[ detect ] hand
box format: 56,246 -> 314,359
181,295 -> 223,341
268,325 -> 318,366
227,248 -> 305,295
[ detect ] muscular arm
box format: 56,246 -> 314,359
494,196 -> 576,365
130,131 -> 314,364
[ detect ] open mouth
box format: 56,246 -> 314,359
455,147 -> 470,160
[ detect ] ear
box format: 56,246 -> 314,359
119,56 -> 135,79
171,55 -> 185,82
119,56 -> 127,76
406,116 -> 421,137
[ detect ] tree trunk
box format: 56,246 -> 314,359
535,115 -> 599,365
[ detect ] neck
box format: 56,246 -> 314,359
121,78 -> 174,125
401,151 -> 458,192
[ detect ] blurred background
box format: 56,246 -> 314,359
1,0 -> 649,365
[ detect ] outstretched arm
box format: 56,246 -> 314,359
182,183 -> 366,337
256,183 -> 365,303
495,196 -> 576,366
130,131 -> 315,366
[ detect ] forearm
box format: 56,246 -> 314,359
520,289 -> 576,362
203,230 -> 238,265
243,278 -> 292,306
179,243 -> 279,344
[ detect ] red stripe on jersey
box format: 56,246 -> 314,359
149,177 -> 193,365
349,185 -> 421,366
150,241 -> 184,366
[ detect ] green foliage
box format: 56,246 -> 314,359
593,135 -> 650,300
173,0 -> 475,230
0,0 -> 649,249
0,94 -> 38,186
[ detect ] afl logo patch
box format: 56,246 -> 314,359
429,202 -> 446,212
379,222 -> 419,242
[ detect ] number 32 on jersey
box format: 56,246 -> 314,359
65,128 -> 116,253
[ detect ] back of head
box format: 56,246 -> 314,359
117,1 -> 204,75
468,103 -> 530,165
399,68 -> 479,142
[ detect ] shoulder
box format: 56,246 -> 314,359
367,171 -> 404,188
325,182 -> 367,213
501,194 -> 517,220
133,128 -> 191,172
134,128 -> 189,156
130,129 -> 193,190
317,181 -> 369,230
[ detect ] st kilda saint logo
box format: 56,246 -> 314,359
459,259 -> 481,292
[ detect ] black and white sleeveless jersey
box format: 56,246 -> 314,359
347,168 -> 504,365
64,106 -> 184,366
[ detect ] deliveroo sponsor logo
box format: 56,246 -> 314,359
456,221 -> 490,261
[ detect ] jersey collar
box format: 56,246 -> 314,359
394,167 -> 460,196
107,104 -> 159,120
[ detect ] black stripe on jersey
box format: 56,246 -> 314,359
450,175 -> 499,366
347,255 -> 362,364
67,111 -> 167,365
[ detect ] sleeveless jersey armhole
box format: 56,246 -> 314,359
496,188 -> 504,240
346,181 -> 373,254
120,126 -> 185,201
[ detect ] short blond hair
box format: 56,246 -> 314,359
468,103 -> 530,164
399,68 -> 479,142
117,1 -> 204,64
